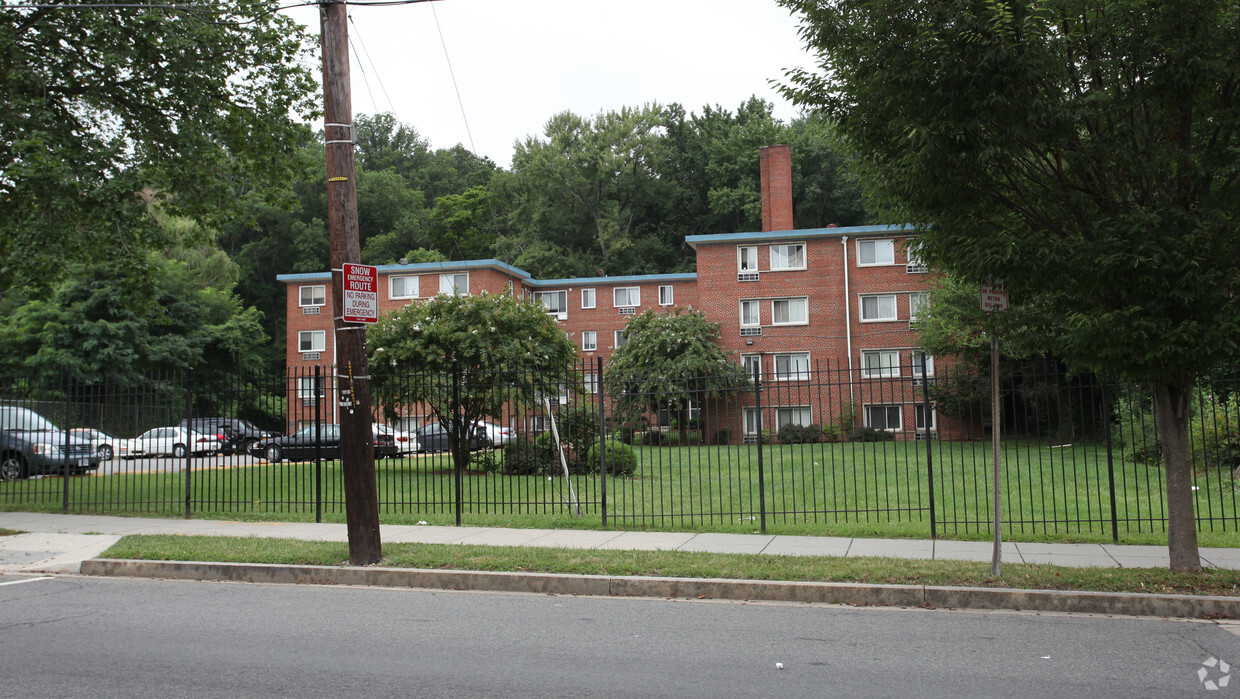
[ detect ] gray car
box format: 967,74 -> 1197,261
0,406 -> 101,480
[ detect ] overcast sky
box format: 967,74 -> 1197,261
282,0 -> 816,168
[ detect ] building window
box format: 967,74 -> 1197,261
534,290 -> 568,319
771,297 -> 808,325
860,294 -> 898,322
298,376 -> 324,404
658,285 -> 674,306
584,373 -> 599,395
776,407 -> 812,429
915,404 -> 936,431
299,285 -> 325,307
744,408 -> 762,435
439,273 -> 468,296
738,246 -> 758,272
906,242 -> 928,273
741,354 -> 762,379
581,330 -> 597,352
298,330 -> 325,353
858,239 -> 895,266
862,350 -> 900,378
773,352 -> 810,381
909,292 -> 929,322
389,275 -> 418,299
865,405 -> 902,431
614,330 -> 628,348
614,286 -> 640,308
740,300 -> 761,327
913,353 -> 935,378
581,288 -> 596,309
769,243 -> 806,270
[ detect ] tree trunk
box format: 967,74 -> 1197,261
1152,380 -> 1201,573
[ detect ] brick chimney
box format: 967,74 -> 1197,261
759,144 -> 793,232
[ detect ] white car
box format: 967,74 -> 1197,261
374,424 -> 419,455
472,420 -> 515,446
68,428 -> 128,461
125,426 -> 222,459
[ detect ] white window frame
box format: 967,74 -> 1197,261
298,376 -> 324,401
581,288 -> 596,309
913,353 -> 936,378
439,273 -> 468,296
915,404 -> 937,432
909,292 -> 929,322
584,373 -> 599,395
771,297 -> 809,326
658,285 -> 674,306
738,245 -> 759,272
299,285 -> 325,307
861,349 -> 901,378
614,330 -> 628,348
772,352 -> 810,381
769,242 -> 806,271
775,407 -> 812,429
865,404 -> 903,431
860,294 -> 898,322
581,330 -> 597,352
905,241 -> 928,272
389,275 -> 418,300
298,330 -> 325,353
857,238 -> 896,266
739,300 -> 761,328
613,286 -> 640,308
534,290 -> 568,319
741,354 -> 762,380
743,408 -> 762,435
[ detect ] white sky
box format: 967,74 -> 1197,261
282,0 -> 816,168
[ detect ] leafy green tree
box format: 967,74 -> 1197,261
0,2 -> 318,293
367,292 -> 578,472
428,185 -> 497,260
604,308 -> 748,444
779,0 -> 1240,571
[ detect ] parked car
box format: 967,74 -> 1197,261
250,424 -> 397,463
181,417 -> 276,456
472,420 -> 515,447
415,421 -> 487,454
375,424 -> 419,455
68,428 -> 128,461
0,406 -> 102,480
125,426 -> 222,459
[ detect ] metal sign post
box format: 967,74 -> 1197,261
981,281 -> 1008,577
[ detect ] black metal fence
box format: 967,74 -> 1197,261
1,361 -> 1237,541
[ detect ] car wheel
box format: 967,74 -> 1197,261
244,438 -> 259,454
172,443 -> 187,459
0,454 -> 26,481
265,444 -> 283,463
98,444 -> 114,461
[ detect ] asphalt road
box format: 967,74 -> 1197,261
3,575 -> 1239,697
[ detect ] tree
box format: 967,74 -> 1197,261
367,292 -> 578,473
604,308 -> 748,444
1,2 -> 318,293
779,0 -> 1240,571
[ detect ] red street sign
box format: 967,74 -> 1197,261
342,263 -> 378,323
980,281 -> 1009,313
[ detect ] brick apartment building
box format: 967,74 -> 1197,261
279,145 -> 938,440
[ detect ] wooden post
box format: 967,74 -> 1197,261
320,0 -> 381,564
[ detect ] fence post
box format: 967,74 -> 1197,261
597,356 -> 607,528
921,352 -> 936,540
1102,380 -> 1119,543
62,365 -> 72,513
753,363 -> 766,534
453,359 -> 463,527
184,368 -> 193,520
315,364 -> 323,524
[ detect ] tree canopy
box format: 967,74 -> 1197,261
778,0 -> 1240,571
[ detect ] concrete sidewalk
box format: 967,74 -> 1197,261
4,511 -> 1240,574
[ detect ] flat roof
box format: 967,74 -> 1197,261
685,224 -> 920,249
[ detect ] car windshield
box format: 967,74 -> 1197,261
0,407 -> 60,432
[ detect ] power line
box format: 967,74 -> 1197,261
348,9 -> 396,116
430,0 -> 476,156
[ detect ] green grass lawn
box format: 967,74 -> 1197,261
5,439 -> 1240,547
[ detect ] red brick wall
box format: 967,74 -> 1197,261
759,144 -> 794,233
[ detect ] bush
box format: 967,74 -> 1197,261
777,423 -> 821,444
501,440 -> 555,476
714,428 -> 732,445
469,449 -> 501,473
586,440 -> 637,477
1190,390 -> 1240,472
1113,389 -> 1161,466
555,403 -> 599,457
822,424 -> 842,443
850,426 -> 894,442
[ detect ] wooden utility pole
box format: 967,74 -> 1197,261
320,0 -> 382,564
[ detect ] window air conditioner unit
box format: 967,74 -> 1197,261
302,352 -> 320,361
738,272 -> 760,282
742,434 -> 760,444
915,431 -> 939,440
907,264 -> 929,273
619,307 -> 636,315
740,327 -> 762,337
302,306 -> 321,315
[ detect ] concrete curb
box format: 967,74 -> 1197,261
80,558 -> 1240,619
